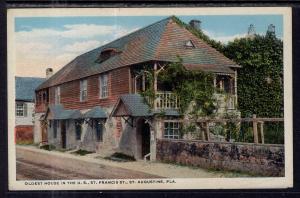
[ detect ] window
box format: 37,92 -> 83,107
95,120 -> 103,142
75,121 -> 82,140
53,120 -> 59,138
16,102 -> 27,117
99,74 -> 108,99
164,121 -> 180,139
80,79 -> 87,102
55,86 -> 60,104
185,40 -> 195,48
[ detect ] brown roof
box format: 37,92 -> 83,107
37,16 -> 240,90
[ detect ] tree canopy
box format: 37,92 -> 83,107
223,34 -> 283,118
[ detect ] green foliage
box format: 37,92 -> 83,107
159,58 -> 216,119
71,149 -> 94,156
40,144 -> 56,151
104,152 -> 136,162
223,34 -> 283,118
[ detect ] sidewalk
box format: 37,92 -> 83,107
17,145 -> 250,178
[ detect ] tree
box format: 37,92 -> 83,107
223,34 -> 283,118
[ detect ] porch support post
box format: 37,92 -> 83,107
142,73 -> 146,91
213,76 -> 217,88
154,62 -> 158,110
234,69 -> 238,106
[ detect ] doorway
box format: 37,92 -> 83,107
61,120 -> 66,148
140,119 -> 150,158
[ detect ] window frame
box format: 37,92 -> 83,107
99,74 -> 108,99
80,79 -> 88,102
164,121 -> 180,139
16,102 -> 27,117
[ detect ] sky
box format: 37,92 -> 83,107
14,15 -> 283,78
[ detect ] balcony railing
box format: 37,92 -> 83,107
149,92 -> 236,111
155,91 -> 179,110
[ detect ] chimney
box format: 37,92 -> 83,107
266,24 -> 276,36
247,24 -> 256,39
189,19 -> 201,30
46,68 -> 53,79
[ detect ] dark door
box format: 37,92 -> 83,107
61,121 -> 66,148
141,121 -> 150,157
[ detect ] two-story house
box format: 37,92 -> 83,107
34,16 -> 240,160
15,76 -> 45,143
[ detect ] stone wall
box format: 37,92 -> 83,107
156,139 -> 284,176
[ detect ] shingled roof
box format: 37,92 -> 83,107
16,76 -> 45,102
37,16 -> 240,90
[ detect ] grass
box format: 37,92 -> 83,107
104,152 -> 136,162
71,149 -> 94,156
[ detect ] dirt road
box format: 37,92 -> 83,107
16,147 -> 161,180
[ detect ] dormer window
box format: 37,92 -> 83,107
98,48 -> 121,63
185,40 -> 195,48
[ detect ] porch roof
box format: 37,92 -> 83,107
47,104 -> 83,120
83,106 -> 107,119
111,94 -> 152,117
111,94 -> 181,117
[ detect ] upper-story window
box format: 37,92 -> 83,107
16,102 -> 27,117
99,74 -> 108,99
55,86 -> 61,104
185,40 -> 195,48
80,79 -> 88,102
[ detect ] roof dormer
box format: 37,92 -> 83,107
98,48 -> 121,63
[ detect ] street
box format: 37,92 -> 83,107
16,146 -> 161,180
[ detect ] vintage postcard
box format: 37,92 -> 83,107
7,7 -> 293,190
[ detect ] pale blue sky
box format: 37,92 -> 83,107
14,15 -> 283,77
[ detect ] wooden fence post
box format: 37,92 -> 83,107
253,114 -> 258,143
200,123 -> 206,140
206,122 -> 210,141
260,121 -> 265,144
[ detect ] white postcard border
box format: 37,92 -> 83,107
7,7 -> 293,190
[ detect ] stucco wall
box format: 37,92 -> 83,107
156,139 -> 284,176
33,112 -> 44,143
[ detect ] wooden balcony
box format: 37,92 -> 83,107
154,91 -> 179,110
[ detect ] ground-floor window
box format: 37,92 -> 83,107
164,121 -> 180,139
95,120 -> 103,142
75,121 -> 82,140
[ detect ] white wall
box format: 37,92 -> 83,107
15,101 -> 35,126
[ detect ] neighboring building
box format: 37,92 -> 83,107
34,16 -> 240,160
15,77 -> 45,143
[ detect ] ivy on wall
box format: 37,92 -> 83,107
223,34 -> 283,118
